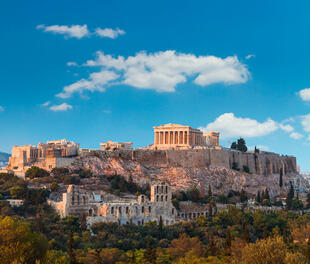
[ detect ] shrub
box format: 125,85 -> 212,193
25,166 -> 49,179
243,165 -> 250,173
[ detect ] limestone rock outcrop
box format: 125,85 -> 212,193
68,149 -> 308,197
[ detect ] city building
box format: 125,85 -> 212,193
6,139 -> 79,177
49,183 -> 177,226
100,141 -> 133,151
153,123 -> 219,149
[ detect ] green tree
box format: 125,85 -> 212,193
243,165 -> 250,173
286,182 -> 294,210
0,216 -> 48,264
306,192 -> 310,209
240,189 -> 248,203
9,186 -> 26,199
256,191 -> 261,203
208,184 -> 212,198
231,142 -> 237,150
186,186 -> 200,202
144,235 -> 156,263
306,235 -> 310,264
232,162 -> 240,171
279,169 -> 283,187
25,166 -> 49,179
237,138 -> 248,152
50,182 -> 60,192
67,229 -> 77,264
225,227 -> 232,255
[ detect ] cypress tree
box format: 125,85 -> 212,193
279,169 -> 283,187
240,189 -> 247,202
306,192 -> 310,209
208,232 -> 217,256
256,191 -> 261,203
242,223 -> 250,243
67,229 -> 77,264
145,235 -> 156,264
265,189 -> 270,201
286,183 -> 294,210
225,227 -> 232,255
306,235 -> 310,263
208,184 -> 212,198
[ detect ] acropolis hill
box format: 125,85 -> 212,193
4,124 -> 308,197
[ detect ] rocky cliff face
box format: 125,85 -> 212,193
68,149 -> 308,197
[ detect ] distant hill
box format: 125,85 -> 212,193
0,152 -> 10,162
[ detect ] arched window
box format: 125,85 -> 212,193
126,207 -> 129,214
141,196 -> 144,203
88,209 -> 92,216
83,196 -> 86,205
172,208 -> 174,215
77,195 -> 80,205
161,195 -> 163,202
165,186 -> 168,193
111,207 -> 114,214
142,206 -> 144,213
149,206 -> 151,213
71,196 -> 74,205
156,195 -> 159,202
119,207 -> 122,214
165,195 -> 168,201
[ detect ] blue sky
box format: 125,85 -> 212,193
1,0 -> 310,171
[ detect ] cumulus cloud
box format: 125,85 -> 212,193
0,106 -> 4,111
299,88 -> 310,101
279,123 -> 294,132
37,24 -> 89,39
95,27 -> 125,39
67,61 -> 78,67
49,103 -> 72,111
245,54 -> 255,60
201,113 -> 278,139
41,101 -> 50,107
301,114 -> 310,132
289,132 -> 304,140
58,50 -> 250,97
56,70 -> 119,98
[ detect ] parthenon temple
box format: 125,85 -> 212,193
153,124 -> 219,149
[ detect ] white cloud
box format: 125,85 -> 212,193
279,123 -> 294,132
56,70 -> 119,98
49,103 -> 72,111
95,27 -> 125,39
245,54 -> 255,60
289,132 -> 304,140
67,61 -> 78,67
0,106 -> 4,112
299,88 -> 310,101
58,50 -> 250,97
41,101 -> 50,107
201,113 -> 278,139
103,110 -> 112,114
301,114 -> 310,132
37,24 -> 89,39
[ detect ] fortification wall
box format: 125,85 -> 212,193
81,148 -> 297,175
